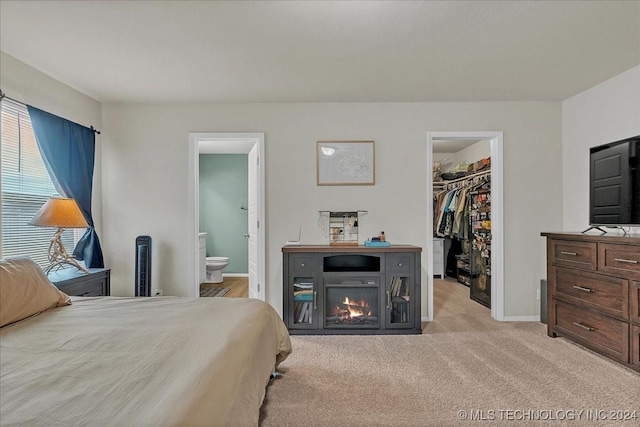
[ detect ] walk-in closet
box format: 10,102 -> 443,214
432,139 -> 492,309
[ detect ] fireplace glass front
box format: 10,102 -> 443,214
325,285 -> 379,329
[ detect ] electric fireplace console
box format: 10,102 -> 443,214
282,245 -> 422,335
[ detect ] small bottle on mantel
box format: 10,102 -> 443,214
380,231 -> 386,242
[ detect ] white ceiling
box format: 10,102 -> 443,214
432,139 -> 483,154
1,1 -> 638,104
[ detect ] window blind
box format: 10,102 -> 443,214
1,98 -> 74,268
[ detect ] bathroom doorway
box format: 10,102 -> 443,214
188,133 -> 265,300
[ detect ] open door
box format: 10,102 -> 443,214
248,144 -> 260,299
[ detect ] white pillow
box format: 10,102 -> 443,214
0,257 -> 71,327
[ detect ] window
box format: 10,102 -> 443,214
1,98 -> 74,268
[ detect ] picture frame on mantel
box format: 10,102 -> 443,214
316,140 -> 375,186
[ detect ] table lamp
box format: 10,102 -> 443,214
29,197 -> 89,274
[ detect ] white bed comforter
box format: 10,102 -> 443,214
0,296 -> 292,426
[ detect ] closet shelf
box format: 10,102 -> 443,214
433,169 -> 491,188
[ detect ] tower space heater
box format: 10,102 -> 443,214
135,235 -> 152,297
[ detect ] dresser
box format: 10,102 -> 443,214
542,232 -> 640,371
48,268 -> 111,297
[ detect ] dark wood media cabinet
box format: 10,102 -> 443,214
282,245 -> 422,334
542,232 -> 640,372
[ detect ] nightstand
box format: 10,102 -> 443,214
48,268 -> 111,296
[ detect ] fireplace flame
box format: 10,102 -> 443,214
337,296 -> 372,318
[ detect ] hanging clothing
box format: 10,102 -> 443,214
433,173 -> 490,240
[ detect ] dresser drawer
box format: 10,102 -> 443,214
554,300 -> 629,363
631,281 -> 640,325
290,254 -> 316,274
433,239 -> 444,255
386,253 -> 412,275
632,325 -> 640,370
49,268 -> 110,297
57,279 -> 105,297
554,268 -> 628,320
551,240 -> 597,270
598,243 -> 640,279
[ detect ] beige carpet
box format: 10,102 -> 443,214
260,279 -> 639,426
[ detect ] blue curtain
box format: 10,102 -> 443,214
27,105 -> 104,268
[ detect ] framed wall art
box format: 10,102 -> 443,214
316,140 -> 375,186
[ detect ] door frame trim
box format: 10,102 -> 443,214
426,131 -> 504,321
187,132 -> 265,300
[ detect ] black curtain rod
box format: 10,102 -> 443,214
0,89 -> 101,135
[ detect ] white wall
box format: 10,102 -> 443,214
437,140 -> 492,172
0,51 -> 564,318
455,140 -> 491,167
0,52 -> 103,250
102,101 -> 562,318
562,65 -> 640,232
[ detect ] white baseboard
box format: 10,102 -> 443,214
421,315 -> 541,322
223,273 -> 249,277
502,315 -> 541,322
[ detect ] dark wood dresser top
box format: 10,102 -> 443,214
541,232 -> 640,245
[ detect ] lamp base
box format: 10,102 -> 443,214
44,228 -> 89,275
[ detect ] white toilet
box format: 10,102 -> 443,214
205,256 -> 229,283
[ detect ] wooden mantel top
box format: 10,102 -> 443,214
282,244 -> 422,253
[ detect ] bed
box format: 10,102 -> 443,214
0,257 -> 292,426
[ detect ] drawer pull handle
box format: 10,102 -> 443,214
300,263 -> 305,267
614,258 -> 638,264
386,291 -> 390,308
313,291 -> 317,309
398,263 -> 403,267
572,322 -> 595,332
572,285 -> 593,293
560,251 -> 578,256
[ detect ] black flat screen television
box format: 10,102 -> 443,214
589,135 -> 640,227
